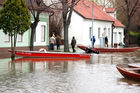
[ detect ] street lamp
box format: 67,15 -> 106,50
89,0 -> 94,47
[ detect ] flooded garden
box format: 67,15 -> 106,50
0,52 -> 140,93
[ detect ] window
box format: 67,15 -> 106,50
4,34 -> 10,42
98,28 -> 101,38
41,25 -> 46,42
108,28 -> 110,39
17,34 -> 22,42
89,27 -> 92,39
104,28 -> 107,36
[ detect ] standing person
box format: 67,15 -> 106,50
56,35 -> 61,50
49,34 -> 56,50
71,36 -> 76,52
91,36 -> 96,48
105,36 -> 108,47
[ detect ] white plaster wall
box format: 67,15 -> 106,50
113,27 -> 124,44
91,20 -> 113,47
69,11 -> 113,47
34,22 -> 47,46
69,12 -> 84,46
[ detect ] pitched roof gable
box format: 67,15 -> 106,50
74,0 -> 114,22
74,0 -> 125,27
114,19 -> 125,27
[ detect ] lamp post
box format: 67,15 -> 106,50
90,0 -> 94,47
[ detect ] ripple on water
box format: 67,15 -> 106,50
0,52 -> 140,93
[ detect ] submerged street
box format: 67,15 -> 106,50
0,51 -> 140,93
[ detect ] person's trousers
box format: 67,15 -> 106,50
72,46 -> 76,52
57,44 -> 60,50
50,43 -> 54,50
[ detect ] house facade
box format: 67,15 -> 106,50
0,15 -> 49,48
69,0 -> 124,48
0,0 -> 50,50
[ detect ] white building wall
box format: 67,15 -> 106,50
113,27 -> 124,44
69,12 -> 84,46
69,11 -> 113,48
34,22 -> 47,46
92,20 -> 113,47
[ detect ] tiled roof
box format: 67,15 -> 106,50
74,0 -> 114,22
114,19 -> 125,27
74,0 -> 125,27
105,8 -> 116,13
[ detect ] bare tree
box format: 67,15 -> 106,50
60,0 -> 80,52
49,13 -> 63,37
49,0 -> 80,52
27,0 -> 54,50
48,0 -> 63,37
116,0 -> 140,46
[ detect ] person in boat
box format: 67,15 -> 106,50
56,35 -> 61,50
49,34 -> 56,50
71,36 -> 76,52
105,36 -> 108,47
85,47 -> 99,54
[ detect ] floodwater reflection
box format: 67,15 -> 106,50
0,52 -> 140,93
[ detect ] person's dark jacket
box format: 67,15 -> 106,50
56,36 -> 61,45
71,39 -> 76,47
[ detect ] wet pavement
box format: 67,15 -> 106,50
0,51 -> 140,93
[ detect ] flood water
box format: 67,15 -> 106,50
0,52 -> 140,93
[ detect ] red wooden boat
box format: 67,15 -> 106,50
116,64 -> 140,81
78,45 -> 140,53
14,57 -> 90,63
8,50 -> 91,58
128,63 -> 140,68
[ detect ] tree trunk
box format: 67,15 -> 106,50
125,29 -> 130,46
30,27 -> 35,51
125,17 -> 131,46
30,14 -> 39,51
10,36 -> 15,60
30,24 -> 37,51
64,24 -> 69,52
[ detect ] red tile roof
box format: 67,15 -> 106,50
114,19 -> 125,27
105,8 -> 115,13
74,0 -> 114,22
74,0 -> 125,27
